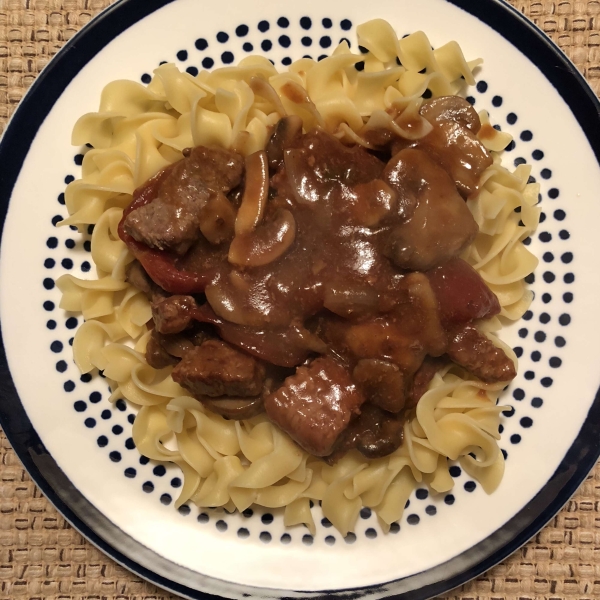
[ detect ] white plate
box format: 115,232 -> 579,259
1,0 -> 599,598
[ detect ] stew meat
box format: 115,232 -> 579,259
119,96 -> 516,461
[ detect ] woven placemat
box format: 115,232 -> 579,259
1,1 -> 599,599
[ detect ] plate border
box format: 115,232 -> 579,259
0,0 -> 599,598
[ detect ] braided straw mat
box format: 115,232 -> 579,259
1,1 -> 600,599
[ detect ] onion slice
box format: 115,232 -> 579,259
202,396 -> 265,420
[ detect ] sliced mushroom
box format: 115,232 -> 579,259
283,148 -> 321,204
145,331 -> 199,368
326,404 -> 404,462
228,208 -> 296,267
419,96 -> 481,133
235,150 -> 269,236
359,106 -> 433,144
266,115 -> 303,170
353,359 -> 406,413
419,120 -> 492,197
158,333 -> 195,358
146,332 -> 179,369
205,276 -> 273,327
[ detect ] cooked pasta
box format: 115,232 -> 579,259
57,19 -> 539,536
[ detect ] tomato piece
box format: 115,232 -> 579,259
427,258 -> 500,326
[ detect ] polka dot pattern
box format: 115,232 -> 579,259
33,20 -> 572,549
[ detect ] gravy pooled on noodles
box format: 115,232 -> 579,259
118,96 -> 516,461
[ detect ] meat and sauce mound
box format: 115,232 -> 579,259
118,96 -> 516,461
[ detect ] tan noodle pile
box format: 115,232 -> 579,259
56,19 -> 539,535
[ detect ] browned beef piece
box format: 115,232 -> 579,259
408,356 -> 448,408
327,404 -> 405,463
123,146 -> 243,254
264,357 -> 365,456
152,295 -> 198,334
382,149 -> 478,271
446,325 -> 516,383
146,332 -> 179,369
199,366 -> 290,420
352,359 -> 406,413
182,146 -> 244,192
125,200 -> 201,255
172,340 -> 266,398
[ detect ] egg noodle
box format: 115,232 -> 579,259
57,19 -> 540,535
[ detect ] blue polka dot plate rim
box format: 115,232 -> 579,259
0,0 -> 599,598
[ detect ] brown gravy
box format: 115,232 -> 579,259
119,97 -> 514,460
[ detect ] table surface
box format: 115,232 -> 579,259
1,1 -> 600,599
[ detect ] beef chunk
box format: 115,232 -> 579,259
382,149 -> 478,271
446,325 -> 516,383
123,146 -> 243,254
172,340 -> 266,398
152,295 -> 198,334
264,357 -> 365,456
346,179 -> 398,227
182,146 -> 245,192
125,199 -> 202,255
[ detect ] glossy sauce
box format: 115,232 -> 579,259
119,97 -> 513,459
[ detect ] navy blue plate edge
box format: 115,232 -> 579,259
0,0 -> 599,599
